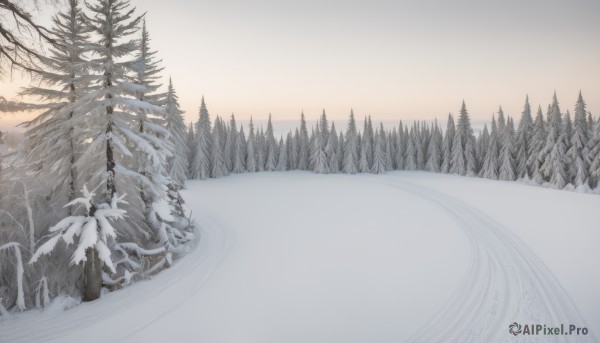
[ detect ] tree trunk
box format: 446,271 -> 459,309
83,247 -> 102,301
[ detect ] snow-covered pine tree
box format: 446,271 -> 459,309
371,124 -> 387,174
389,127 -> 398,169
528,106 -> 546,184
450,131 -> 466,175
246,118 -> 257,172
419,122 -> 431,164
264,114 -> 277,171
358,117 -> 372,172
405,128 -> 417,170
186,122 -> 196,177
477,124 -> 490,171
587,116 -> 600,189
450,102 -> 476,175
232,125 -> 246,173
515,96 -> 533,179
164,78 -> 188,188
311,124 -> 329,174
19,0 -> 91,213
129,19 -> 176,245
358,133 -> 370,173
276,137 -> 288,171
480,116 -> 499,179
337,131 -> 344,170
395,122 -> 406,170
256,127 -> 266,172
498,117 -> 516,181
567,92 -> 590,189
285,131 -> 294,170
289,129 -> 299,170
325,123 -> 339,173
441,114 -> 455,173
464,123 -> 477,175
414,122 -> 426,170
425,120 -> 442,172
298,112 -> 310,170
30,186 -> 128,301
384,129 -> 393,171
539,93 -> 568,188
223,114 -> 238,173
52,0 -> 170,300
497,106 -> 506,134
132,20 -> 163,105
365,116 -> 375,166
210,117 -> 227,178
563,111 -> 573,147
342,109 -> 359,174
191,97 -> 212,179
320,109 -> 329,143
308,126 -> 316,170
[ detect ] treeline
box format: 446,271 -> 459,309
188,93 -> 600,191
0,0 -> 191,313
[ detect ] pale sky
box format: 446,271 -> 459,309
1,0 -> 599,130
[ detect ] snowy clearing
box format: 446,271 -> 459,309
1,171 -> 599,342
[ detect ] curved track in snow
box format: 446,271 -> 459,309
369,177 -> 594,342
0,213 -> 231,343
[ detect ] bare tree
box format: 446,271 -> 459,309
0,0 -> 56,76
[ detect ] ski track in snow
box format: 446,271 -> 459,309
0,173 -> 595,342
369,176 -> 594,342
0,212 -> 231,343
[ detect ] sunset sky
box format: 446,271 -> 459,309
1,0 -> 599,130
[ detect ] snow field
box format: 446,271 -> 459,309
2,171 -> 599,342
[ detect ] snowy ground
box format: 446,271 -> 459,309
1,172 -> 599,342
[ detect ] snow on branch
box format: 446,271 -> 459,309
29,185 -> 127,275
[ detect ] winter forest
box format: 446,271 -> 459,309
187,92 -> 600,191
0,0 -> 599,337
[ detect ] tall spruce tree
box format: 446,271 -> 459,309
587,117 -> 600,188
264,114 -> 277,171
498,117 -> 516,181
246,118 -> 257,172
164,79 -> 188,187
405,128 -> 418,170
515,96 -> 533,179
298,112 -> 310,170
20,0 -> 91,213
325,123 -> 339,173
311,124 -> 329,174
477,124 -> 490,171
223,114 -> 238,173
539,93 -> 568,188
191,97 -> 212,179
371,124 -> 387,174
528,106 -> 546,184
342,110 -> 359,174
425,120 -> 442,172
568,92 -> 590,189
186,122 -> 196,177
210,117 -> 227,178
450,102 -> 476,175
441,114 -> 455,173
276,138 -> 288,171
395,122 -> 406,170
290,129 -> 299,170
232,126 -> 246,173
481,116 -> 499,179
286,131 -> 294,170
68,0 -> 167,300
